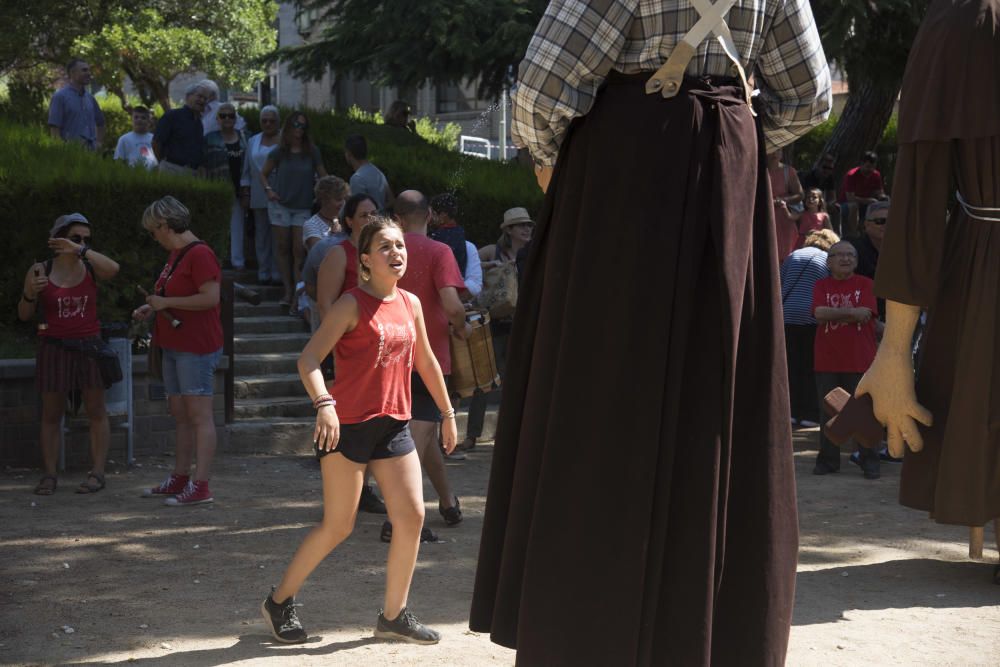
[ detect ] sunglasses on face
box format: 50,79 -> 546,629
292,121 -> 307,129
867,216 -> 888,225
217,113 -> 235,119
69,234 -> 91,244
261,118 -> 277,123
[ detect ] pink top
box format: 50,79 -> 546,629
331,287 -> 417,424
39,268 -> 100,339
796,211 -> 830,248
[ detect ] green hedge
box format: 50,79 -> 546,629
0,121 -> 231,351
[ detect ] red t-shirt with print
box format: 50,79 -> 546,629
153,242 -> 223,354
39,269 -> 100,339
811,274 -> 878,373
397,233 -> 465,374
838,167 -> 884,201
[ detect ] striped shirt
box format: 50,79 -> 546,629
781,246 -> 829,325
511,0 -> 832,165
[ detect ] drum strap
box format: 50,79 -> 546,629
645,0 -> 755,114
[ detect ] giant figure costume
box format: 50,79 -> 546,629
469,1 -> 832,664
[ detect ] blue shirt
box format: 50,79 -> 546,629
154,106 -> 205,168
349,162 -> 389,209
781,246 -> 830,325
47,85 -> 105,149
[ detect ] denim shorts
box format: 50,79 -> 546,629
162,348 -> 222,396
267,202 -> 311,228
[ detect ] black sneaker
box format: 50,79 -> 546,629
260,588 -> 307,644
439,495 -> 463,526
358,484 -> 387,514
374,608 -> 441,645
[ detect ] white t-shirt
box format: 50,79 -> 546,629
302,213 -> 335,244
113,131 -> 158,170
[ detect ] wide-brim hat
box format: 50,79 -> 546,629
50,213 -> 91,237
501,207 -> 533,229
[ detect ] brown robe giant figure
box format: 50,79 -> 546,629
858,0 -> 1000,581
469,1 -> 832,664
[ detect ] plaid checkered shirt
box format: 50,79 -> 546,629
512,0 -> 832,165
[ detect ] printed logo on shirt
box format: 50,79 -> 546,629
58,295 -> 89,319
374,321 -> 415,369
823,289 -> 863,332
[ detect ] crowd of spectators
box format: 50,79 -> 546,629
774,150 -> 894,479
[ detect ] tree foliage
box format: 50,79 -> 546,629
74,0 -> 278,109
810,0 -> 928,180
276,0 -> 546,101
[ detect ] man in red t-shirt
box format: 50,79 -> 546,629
395,190 -> 470,530
811,240 -> 881,479
837,150 -> 886,236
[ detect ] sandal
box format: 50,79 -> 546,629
34,475 -> 57,495
76,471 -> 106,494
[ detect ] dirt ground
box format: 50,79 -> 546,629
1,428 -> 998,667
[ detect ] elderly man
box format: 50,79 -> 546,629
47,59 -> 105,150
153,82 -> 208,176
199,79 -> 246,135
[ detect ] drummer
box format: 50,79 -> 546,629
388,190 -> 470,541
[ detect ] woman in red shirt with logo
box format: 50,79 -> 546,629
261,217 -> 456,646
17,213 -> 120,495
132,196 -> 223,506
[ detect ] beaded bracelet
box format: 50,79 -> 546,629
441,407 -> 456,419
312,393 -> 334,408
315,400 -> 335,410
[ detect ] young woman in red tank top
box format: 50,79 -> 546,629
17,214 -> 120,495
261,217 -> 457,646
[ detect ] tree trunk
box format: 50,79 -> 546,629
821,72 -> 899,188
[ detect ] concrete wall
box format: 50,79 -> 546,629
0,356 -> 229,470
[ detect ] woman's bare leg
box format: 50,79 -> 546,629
369,450 -> 425,619
272,454 -> 366,603
81,387 -> 109,476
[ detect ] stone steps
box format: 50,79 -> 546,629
234,332 -> 311,354
234,302 -> 288,318
234,373 -> 304,400
235,315 -> 309,335
234,352 -> 300,376
234,397 -> 313,420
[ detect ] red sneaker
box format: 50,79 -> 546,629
142,474 -> 189,497
164,480 -> 214,506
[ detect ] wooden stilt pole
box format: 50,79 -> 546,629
970,526 -> 984,559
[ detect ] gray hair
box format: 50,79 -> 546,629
217,101 -> 236,115
198,79 -> 221,100
184,82 -> 208,98
260,105 -> 279,119
866,199 -> 891,220
142,196 -> 191,233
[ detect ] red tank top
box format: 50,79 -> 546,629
331,287 -> 417,424
39,267 -> 100,339
341,240 -> 359,294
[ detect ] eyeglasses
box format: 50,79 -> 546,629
70,235 -> 91,244
867,217 -> 888,225
261,118 -> 277,123
292,121 -> 307,129
217,113 -> 235,119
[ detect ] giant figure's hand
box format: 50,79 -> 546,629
856,347 -> 933,458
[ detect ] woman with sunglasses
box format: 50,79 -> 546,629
17,214 -> 120,495
204,102 -> 248,271
241,105 -> 282,285
260,111 -> 328,311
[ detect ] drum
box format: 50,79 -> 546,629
449,310 -> 500,398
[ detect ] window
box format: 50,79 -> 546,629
436,82 -> 489,114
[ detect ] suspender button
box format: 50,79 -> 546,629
665,81 -> 678,92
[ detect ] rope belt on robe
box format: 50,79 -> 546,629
956,191 -> 1000,222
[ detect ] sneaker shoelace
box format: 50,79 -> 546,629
176,481 -> 198,501
280,601 -> 303,632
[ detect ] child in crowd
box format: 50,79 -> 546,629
261,217 -> 457,645
796,187 -> 832,248
113,107 -> 158,170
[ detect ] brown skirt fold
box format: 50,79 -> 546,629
470,74 -> 798,666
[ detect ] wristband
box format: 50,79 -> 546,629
441,407 -> 456,419
315,402 -> 335,410
312,393 -> 334,407
21,292 -> 35,303
79,246 -> 90,259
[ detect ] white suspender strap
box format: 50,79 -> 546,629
645,0 -> 754,113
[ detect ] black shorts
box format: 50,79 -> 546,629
316,415 -> 415,464
410,373 -> 447,423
